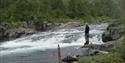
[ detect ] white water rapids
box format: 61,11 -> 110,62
0,23 -> 108,56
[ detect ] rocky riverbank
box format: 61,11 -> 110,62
0,22 -> 124,63
92,22 -> 124,52
0,22 -> 83,42
78,22 -> 125,63
60,22 -> 125,63
0,28 -> 37,42
0,23 -> 109,63
102,22 -> 125,42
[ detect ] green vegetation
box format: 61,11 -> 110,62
78,17 -> 125,63
78,53 -> 123,63
0,0 -> 125,62
0,0 -> 124,29
78,35 -> 125,63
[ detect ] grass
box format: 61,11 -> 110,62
51,16 -> 113,24
78,35 -> 125,63
78,52 -> 123,63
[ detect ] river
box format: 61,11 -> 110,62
0,23 -> 108,63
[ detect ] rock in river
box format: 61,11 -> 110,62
0,28 -> 36,42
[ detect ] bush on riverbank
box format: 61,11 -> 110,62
78,52 -> 123,63
78,31 -> 125,63
78,32 -> 125,63
78,19 -> 125,63
116,36 -> 125,61
0,0 -> 123,29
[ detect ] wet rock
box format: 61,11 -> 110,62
82,41 -> 116,51
102,23 -> 125,42
34,21 -> 58,31
61,22 -> 83,29
0,28 -> 36,42
102,31 -> 113,42
62,56 -> 78,63
89,50 -> 108,56
6,28 -> 36,39
0,26 -> 6,42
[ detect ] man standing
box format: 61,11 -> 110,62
84,23 -> 90,45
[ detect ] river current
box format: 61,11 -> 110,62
0,23 -> 108,63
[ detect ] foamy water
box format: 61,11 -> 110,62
0,23 -> 108,56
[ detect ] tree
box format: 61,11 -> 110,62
68,0 -> 91,19
68,0 -> 78,18
51,0 -> 65,17
92,0 -> 120,18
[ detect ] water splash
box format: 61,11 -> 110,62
0,23 -> 108,55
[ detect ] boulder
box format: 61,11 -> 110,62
0,28 -> 36,42
89,50 -> 109,56
102,31 -> 113,42
62,56 -> 78,63
61,22 -> 83,29
81,41 -> 116,51
5,28 -> 36,39
102,23 -> 125,42
0,26 -> 6,42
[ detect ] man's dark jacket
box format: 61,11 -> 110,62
85,25 -> 89,34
